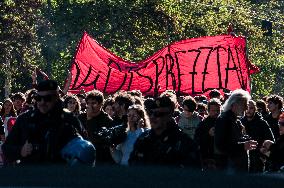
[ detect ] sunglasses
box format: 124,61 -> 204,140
149,110 -> 170,118
34,94 -> 54,102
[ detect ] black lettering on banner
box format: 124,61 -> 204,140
225,47 -> 243,89
106,59 -> 127,93
70,62 -> 81,90
103,66 -> 112,93
188,49 -> 202,95
174,50 -> 186,95
92,73 -> 101,90
127,72 -> 134,91
165,53 -> 176,90
135,70 -> 153,93
202,46 -> 229,93
235,46 -> 246,89
153,57 -> 165,97
71,41 -> 248,95
200,47 -> 214,92
72,65 -> 96,90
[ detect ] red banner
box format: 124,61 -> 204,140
68,32 -> 259,96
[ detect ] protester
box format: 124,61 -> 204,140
256,99 -> 269,119
129,95 -> 199,167
103,97 -> 115,118
81,89 -> 114,165
214,89 -> 258,173
0,98 -> 17,122
177,96 -> 203,140
63,94 -> 81,117
110,104 -> 150,165
261,112 -> 284,172
209,89 -> 222,101
197,102 -> 208,118
2,73 -> 284,173
2,80 -> 82,165
195,99 -> 222,170
112,91 -> 135,128
241,100 -> 275,173
76,93 -> 87,113
265,95 -> 283,140
160,90 -> 181,118
143,97 -> 156,116
11,92 -> 26,115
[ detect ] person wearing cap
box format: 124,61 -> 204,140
2,80 -> 83,165
129,95 -> 199,168
261,112 -> 284,172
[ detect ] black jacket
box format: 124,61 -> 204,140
129,119 -> 199,168
264,113 -> 280,140
214,110 -> 249,171
267,135 -> 284,171
242,113 -> 275,146
2,102 -> 80,165
195,116 -> 217,160
84,110 -> 114,163
241,113 -> 275,172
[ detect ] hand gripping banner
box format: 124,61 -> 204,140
68,32 -> 259,96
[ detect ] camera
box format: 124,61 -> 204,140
94,125 -> 127,147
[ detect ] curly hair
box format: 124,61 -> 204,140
63,94 -> 81,115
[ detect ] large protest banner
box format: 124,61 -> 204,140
68,32 -> 259,96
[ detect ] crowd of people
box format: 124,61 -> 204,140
0,78 -> 283,175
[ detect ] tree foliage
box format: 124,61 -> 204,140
0,0 -> 283,99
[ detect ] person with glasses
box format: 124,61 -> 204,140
110,104 -> 150,165
2,80 -> 83,165
129,95 -> 199,168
